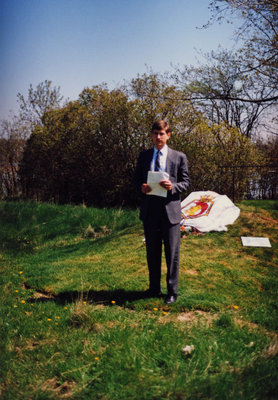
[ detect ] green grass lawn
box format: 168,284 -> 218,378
0,200 -> 277,399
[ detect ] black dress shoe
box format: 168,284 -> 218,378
165,294 -> 177,304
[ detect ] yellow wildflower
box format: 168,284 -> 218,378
111,300 -> 116,304
21,300 -> 26,304
47,318 -> 52,321
94,357 -> 99,361
153,307 -> 158,311
233,305 -> 239,309
13,305 -> 18,308
19,271 -> 23,275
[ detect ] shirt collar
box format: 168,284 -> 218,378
154,145 -> 168,156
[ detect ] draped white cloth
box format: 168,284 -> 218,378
180,191 -> 240,232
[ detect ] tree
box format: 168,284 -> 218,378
171,120 -> 267,200
20,86 -> 142,205
166,1 -> 278,139
0,80 -> 64,199
206,1 -> 278,104
127,73 -> 202,141
17,80 -> 63,138
19,78 -> 199,205
254,136 -> 278,198
20,101 -> 89,203
20,78 -> 266,205
0,119 -> 25,198
173,49 -> 276,137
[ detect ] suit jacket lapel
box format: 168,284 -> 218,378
143,149 -> 154,181
146,149 -> 154,171
166,147 -> 175,176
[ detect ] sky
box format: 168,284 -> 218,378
0,0 -> 239,121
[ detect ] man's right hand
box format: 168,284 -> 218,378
141,184 -> 152,194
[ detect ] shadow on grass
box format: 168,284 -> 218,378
28,287 -> 221,312
28,287 -> 163,306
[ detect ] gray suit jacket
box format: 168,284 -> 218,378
133,147 -> 190,224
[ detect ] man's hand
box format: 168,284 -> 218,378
159,180 -> 172,191
141,183 -> 152,194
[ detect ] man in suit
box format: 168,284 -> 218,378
133,120 -> 190,304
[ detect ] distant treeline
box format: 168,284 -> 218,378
1,77 -> 277,205
18,83 -> 272,206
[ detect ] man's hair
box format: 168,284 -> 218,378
151,120 -> 170,133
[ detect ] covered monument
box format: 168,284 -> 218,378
180,191 -> 240,233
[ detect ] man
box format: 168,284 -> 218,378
133,120 -> 190,304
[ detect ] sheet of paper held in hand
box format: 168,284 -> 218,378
147,171 -> 169,198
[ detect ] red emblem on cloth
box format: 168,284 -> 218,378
181,195 -> 215,219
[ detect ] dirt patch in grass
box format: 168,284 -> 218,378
40,377 -> 77,398
233,317 -> 278,359
262,340 -> 278,358
177,310 -> 218,324
158,310 -> 218,326
234,317 -> 278,338
13,338 -> 58,360
29,290 -> 55,301
185,269 -> 200,276
241,210 -> 278,232
24,338 -> 58,351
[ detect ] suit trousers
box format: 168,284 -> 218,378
143,196 -> 180,295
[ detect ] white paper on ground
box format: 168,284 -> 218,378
241,237 -> 271,248
147,171 -> 169,198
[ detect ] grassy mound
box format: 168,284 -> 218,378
0,200 -> 277,399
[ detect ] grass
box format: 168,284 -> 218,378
0,199 -> 277,399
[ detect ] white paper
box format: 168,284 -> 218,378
147,171 -> 169,198
241,237 -> 271,248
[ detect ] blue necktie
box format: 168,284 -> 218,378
155,151 -> 162,171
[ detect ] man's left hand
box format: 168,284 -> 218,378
160,180 -> 172,191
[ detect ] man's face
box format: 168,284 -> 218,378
151,129 -> 171,150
